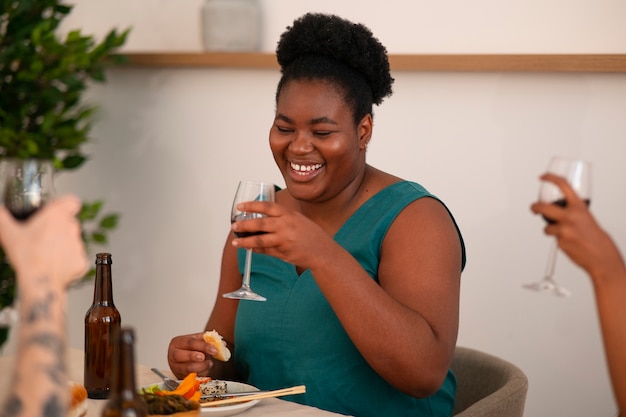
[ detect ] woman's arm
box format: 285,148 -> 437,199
167,231 -> 241,380
591,263 -> 626,417
531,173 -> 626,415
312,198 -> 461,397
202,231 -> 244,381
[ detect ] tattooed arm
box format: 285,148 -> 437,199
0,196 -> 88,417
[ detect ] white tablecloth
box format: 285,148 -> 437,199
0,348 -> 346,417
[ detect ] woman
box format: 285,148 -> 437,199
531,173 -> 625,416
168,13 -> 466,416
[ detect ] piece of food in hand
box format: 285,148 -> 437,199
68,381 -> 88,417
142,392 -> 200,417
202,330 -> 231,362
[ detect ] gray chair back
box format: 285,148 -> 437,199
451,346 -> 528,417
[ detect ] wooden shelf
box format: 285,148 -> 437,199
118,52 -> 626,73
121,52 -> 277,69
389,54 -> 626,73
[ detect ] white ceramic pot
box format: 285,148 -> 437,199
201,0 -> 262,51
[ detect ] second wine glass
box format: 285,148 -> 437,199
1,158 -> 55,221
523,157 -> 591,297
223,180 -> 275,302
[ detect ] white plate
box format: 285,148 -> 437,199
142,381 -> 260,417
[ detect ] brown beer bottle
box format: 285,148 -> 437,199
102,327 -> 149,417
84,253 -> 122,399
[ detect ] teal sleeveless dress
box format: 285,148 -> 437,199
234,181 -> 466,417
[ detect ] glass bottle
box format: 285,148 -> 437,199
102,327 -> 149,417
84,253 -> 122,399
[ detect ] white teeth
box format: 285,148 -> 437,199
290,162 -> 322,174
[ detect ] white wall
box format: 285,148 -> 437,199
38,1 -> 626,416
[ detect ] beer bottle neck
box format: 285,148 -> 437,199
93,264 -> 114,305
103,328 -> 149,417
111,328 -> 139,398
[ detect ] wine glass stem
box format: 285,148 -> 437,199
544,239 -> 559,280
242,248 -> 253,289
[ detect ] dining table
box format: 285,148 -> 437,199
0,347 -> 348,417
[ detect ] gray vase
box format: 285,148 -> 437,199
201,0 -> 262,51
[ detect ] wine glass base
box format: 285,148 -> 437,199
223,288 -> 267,301
522,280 -> 571,297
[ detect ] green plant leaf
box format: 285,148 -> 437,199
79,200 -> 103,222
99,214 -> 119,229
61,154 -> 87,170
54,5 -> 72,15
90,232 -> 107,244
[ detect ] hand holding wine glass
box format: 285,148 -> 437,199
1,159 -> 54,221
523,157 -> 591,296
223,180 -> 275,301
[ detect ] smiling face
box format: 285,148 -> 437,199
270,79 -> 372,204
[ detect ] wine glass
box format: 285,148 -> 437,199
223,180 -> 275,301
0,159 -> 55,221
523,157 -> 591,296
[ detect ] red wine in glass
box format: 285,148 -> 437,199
1,159 -> 54,221
6,204 -> 41,221
231,213 -> 268,238
542,198 -> 591,224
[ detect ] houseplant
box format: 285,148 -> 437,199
0,0 -> 130,347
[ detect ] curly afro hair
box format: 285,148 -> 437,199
275,13 -> 394,123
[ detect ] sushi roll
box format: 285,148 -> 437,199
199,380 -> 228,396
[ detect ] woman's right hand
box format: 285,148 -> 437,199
167,332 -> 218,379
531,173 -> 626,280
